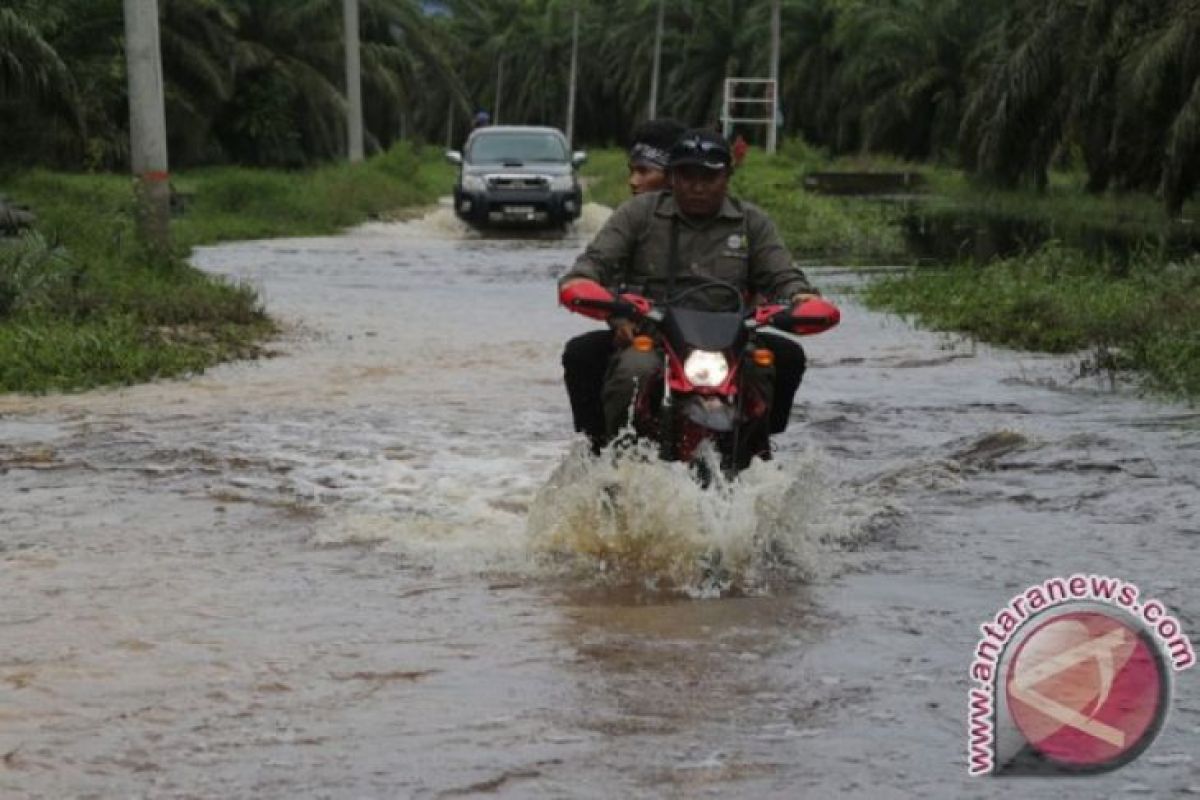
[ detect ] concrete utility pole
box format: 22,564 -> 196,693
494,56 -> 504,124
344,0 -> 364,162
767,0 -> 781,155
123,0 -> 171,254
648,0 -> 664,119
566,2 -> 580,145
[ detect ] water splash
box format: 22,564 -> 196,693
526,440 -> 861,597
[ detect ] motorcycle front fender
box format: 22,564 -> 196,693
681,395 -> 737,433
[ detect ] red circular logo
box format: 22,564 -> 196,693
1005,610 -> 1168,769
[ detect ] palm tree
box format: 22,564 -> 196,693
0,4 -> 84,165
359,0 -> 472,145
958,0 -> 1134,190
159,0 -> 239,165
663,0 -> 761,128
775,0 -> 844,149
1121,0 -> 1200,215
833,0 -> 1003,160
0,6 -> 73,97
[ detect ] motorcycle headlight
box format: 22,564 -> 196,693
550,174 -> 576,191
461,175 -> 487,192
683,350 -> 730,388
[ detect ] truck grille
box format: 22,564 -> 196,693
486,175 -> 549,191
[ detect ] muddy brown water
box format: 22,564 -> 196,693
2,204 -> 1198,798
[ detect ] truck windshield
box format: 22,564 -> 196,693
468,133 -> 567,164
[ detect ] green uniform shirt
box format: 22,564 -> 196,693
561,190 -> 816,309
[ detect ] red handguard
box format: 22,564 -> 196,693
789,297 -> 841,336
559,280 -> 616,321
758,297 -> 841,336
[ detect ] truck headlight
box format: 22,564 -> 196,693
550,174 -> 576,191
461,175 -> 486,192
683,350 -> 729,388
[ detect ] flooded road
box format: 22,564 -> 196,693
2,205 -> 1198,798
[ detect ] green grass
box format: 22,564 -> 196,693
173,144 -> 455,247
579,148 -> 630,210
730,148 -> 907,264
0,143 -> 451,393
864,243 -> 1200,398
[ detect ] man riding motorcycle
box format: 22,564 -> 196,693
559,129 -> 819,448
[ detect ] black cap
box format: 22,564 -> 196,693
668,129 -> 733,171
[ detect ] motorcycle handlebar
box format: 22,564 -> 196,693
562,280 -> 838,336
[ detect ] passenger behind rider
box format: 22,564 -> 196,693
560,128 -> 817,447
560,119 -> 687,451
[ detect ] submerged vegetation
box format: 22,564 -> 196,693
864,245 -> 1200,399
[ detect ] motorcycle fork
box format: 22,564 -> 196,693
728,354 -> 747,475
658,351 -> 674,461
729,341 -> 769,474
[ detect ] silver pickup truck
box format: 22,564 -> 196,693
447,126 -> 586,229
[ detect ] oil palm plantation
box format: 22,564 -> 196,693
1123,0 -> 1200,215
833,0 -> 1002,159
2,0 -> 1200,211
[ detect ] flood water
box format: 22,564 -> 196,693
2,204 -> 1198,798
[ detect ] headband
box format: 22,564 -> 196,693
628,142 -> 670,169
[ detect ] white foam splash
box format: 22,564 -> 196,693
526,441 -> 862,596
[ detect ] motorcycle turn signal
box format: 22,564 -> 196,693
751,348 -> 775,367
632,335 -> 655,353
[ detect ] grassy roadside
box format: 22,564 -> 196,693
0,143 -> 452,393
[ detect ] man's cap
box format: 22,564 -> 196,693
668,129 -> 733,171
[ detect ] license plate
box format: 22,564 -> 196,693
504,205 -> 535,215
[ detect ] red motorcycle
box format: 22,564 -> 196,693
560,278 -> 840,477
